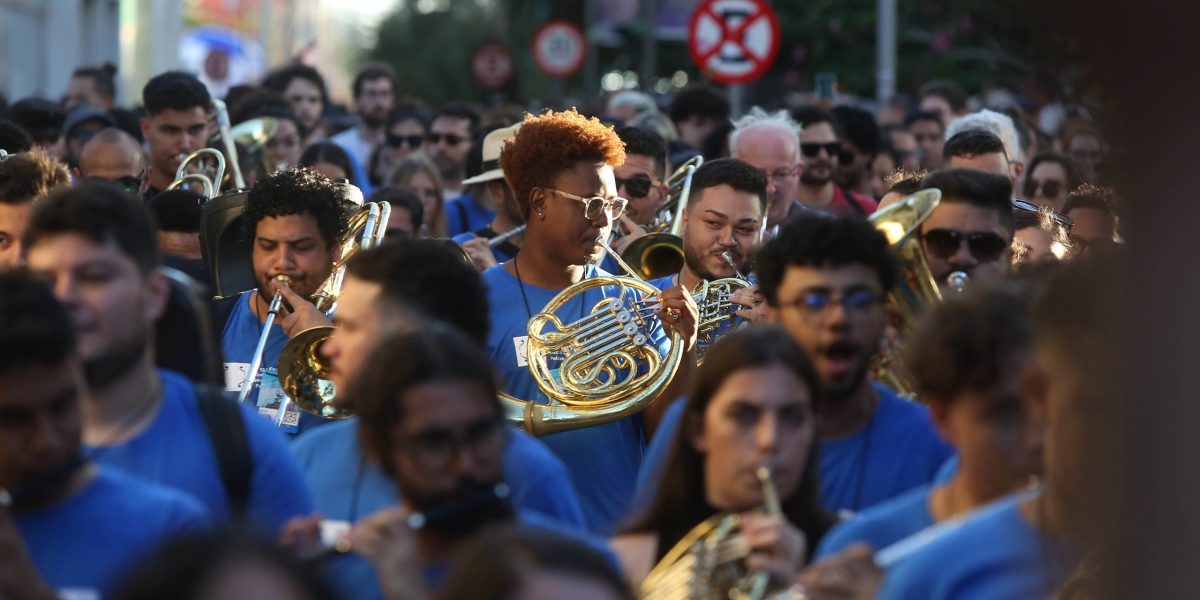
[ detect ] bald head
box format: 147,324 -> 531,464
79,128 -> 145,180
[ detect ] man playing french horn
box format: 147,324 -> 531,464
484,109 -> 699,535
215,167 -> 346,434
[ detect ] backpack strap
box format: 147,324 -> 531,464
838,185 -> 868,216
193,384 -> 254,518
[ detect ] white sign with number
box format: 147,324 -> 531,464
532,21 -> 586,78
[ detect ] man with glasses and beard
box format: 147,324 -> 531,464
432,103 -> 483,218
637,215 -> 951,515
791,106 -> 878,217
918,169 -> 1015,292
22,183 -> 315,534
330,64 -> 396,170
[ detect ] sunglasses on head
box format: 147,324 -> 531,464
386,134 -> 423,149
923,229 -> 1009,262
800,142 -> 841,159
427,132 -> 465,146
1023,179 -> 1062,198
1012,198 -> 1075,232
615,175 -> 658,199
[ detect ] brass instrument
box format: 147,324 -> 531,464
868,189 -> 943,398
640,466 -> 784,600
211,98 -> 247,190
237,274 -> 293,405
693,277 -> 752,365
620,155 -> 703,279
166,148 -> 226,199
228,117 -> 282,183
274,197 -> 392,420
500,236 -> 684,436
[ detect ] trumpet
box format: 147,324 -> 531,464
641,465 -> 785,600
499,235 -> 684,436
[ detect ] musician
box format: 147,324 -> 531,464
814,281 -> 1042,559
140,71 -> 212,199
608,126 -> 668,250
0,148 -> 71,269
486,108 -> 699,533
638,215 -> 951,514
214,167 -> 343,434
452,124 -> 525,269
875,260 -> 1116,599
918,168 -> 1015,291
0,272 -> 207,599
285,242 -> 586,592
729,107 -> 807,232
612,326 -> 833,592
321,327 -> 611,598
23,183 -> 315,533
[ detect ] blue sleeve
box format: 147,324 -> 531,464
446,199 -> 465,236
814,519 -> 859,559
504,431 -> 588,529
240,405 -> 317,534
630,398 -> 685,516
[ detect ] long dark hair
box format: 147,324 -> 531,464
626,325 -> 835,560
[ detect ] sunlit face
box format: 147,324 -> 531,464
733,127 -> 801,226
765,265 -> 886,401
251,213 -> 334,299
141,107 -> 210,183
284,78 -> 324,131
691,364 -> 815,511
323,276 -> 387,407
428,116 -> 473,179
385,118 -> 428,165
798,122 -> 838,186
0,360 -> 85,492
356,78 -> 394,128
681,184 -> 762,281
25,234 -> 167,385
530,162 -> 619,267
1013,226 -> 1057,264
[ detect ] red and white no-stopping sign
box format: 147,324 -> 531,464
472,43 -> 514,89
532,21 -> 586,78
688,0 -> 780,85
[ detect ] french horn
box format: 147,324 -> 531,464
501,237 -> 684,436
640,466 -> 785,600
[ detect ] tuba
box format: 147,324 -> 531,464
501,238 -> 684,436
275,196 -> 391,420
640,466 -> 784,600
620,156 -> 703,279
868,188 -> 968,397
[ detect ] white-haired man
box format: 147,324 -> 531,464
945,109 -> 1025,182
729,107 -> 807,234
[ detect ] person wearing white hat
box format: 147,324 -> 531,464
452,123 -> 526,271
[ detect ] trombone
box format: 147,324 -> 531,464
619,155 -> 703,279
166,148 -> 226,199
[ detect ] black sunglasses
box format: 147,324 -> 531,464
615,175 -> 658,199
84,172 -> 144,195
800,142 -> 841,159
427,132 -> 465,146
1023,179 -> 1062,198
386,134 -> 423,149
923,229 -> 1009,262
1012,198 -> 1075,232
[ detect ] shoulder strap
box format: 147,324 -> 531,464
838,186 -> 867,216
210,293 -> 241,334
193,384 -> 254,518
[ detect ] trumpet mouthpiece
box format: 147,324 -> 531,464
274,274 -> 294,287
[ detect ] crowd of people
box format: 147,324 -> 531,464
0,57 -> 1125,600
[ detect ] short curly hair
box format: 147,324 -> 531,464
243,166 -> 348,249
499,108 -> 625,217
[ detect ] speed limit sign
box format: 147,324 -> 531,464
532,21 -> 586,78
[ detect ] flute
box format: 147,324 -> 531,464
488,225 -> 526,248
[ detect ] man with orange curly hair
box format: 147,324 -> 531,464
488,108 -> 699,534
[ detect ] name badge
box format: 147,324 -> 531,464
223,362 -> 251,392
513,335 -> 529,367
255,369 -> 301,432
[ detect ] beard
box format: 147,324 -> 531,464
362,112 -> 387,129
800,162 -> 834,186
84,323 -> 149,387
817,350 -> 873,404
404,479 -> 515,540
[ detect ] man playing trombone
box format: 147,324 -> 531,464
140,72 -> 212,200
214,167 -> 345,434
485,109 -> 699,534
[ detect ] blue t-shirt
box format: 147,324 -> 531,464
221,290 -> 328,436
632,386 -> 953,518
15,468 -> 208,599
815,485 -> 934,559
934,455 -> 958,485
878,493 -> 1077,600
445,193 -> 494,237
820,386 -> 953,514
290,417 -> 587,528
87,369 -> 316,534
482,263 -> 672,534
451,231 -> 517,264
